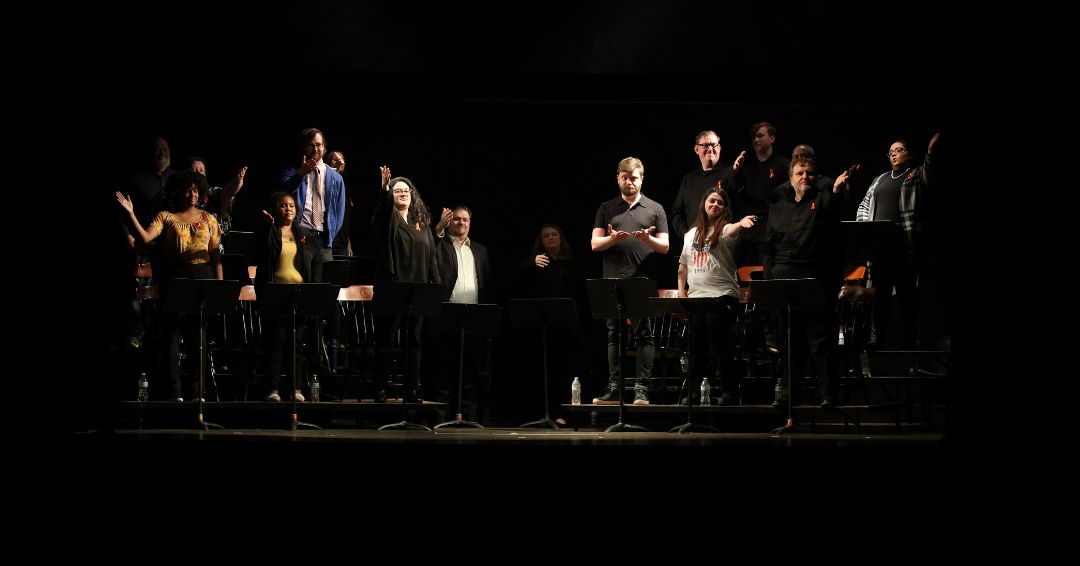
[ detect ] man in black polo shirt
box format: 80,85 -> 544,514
590,157 -> 670,406
763,156 -> 852,409
671,130 -> 736,242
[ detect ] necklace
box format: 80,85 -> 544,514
890,167 -> 911,180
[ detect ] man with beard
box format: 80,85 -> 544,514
590,157 -> 669,406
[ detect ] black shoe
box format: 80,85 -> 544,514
772,396 -> 788,409
632,389 -> 649,406
374,389 -> 387,404
719,392 -> 737,406
592,386 -> 620,405
404,387 -> 423,403
820,398 -> 837,410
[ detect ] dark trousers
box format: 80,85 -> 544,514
689,296 -> 739,395
375,313 -> 424,394
767,262 -> 839,402
605,317 -> 655,390
262,316 -> 308,394
870,259 -> 919,350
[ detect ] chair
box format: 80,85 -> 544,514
733,265 -> 778,403
837,262 -> 876,403
620,288 -> 687,404
336,284 -> 378,401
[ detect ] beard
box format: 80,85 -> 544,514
619,184 -> 639,197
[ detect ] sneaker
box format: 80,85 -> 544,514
820,398 -> 837,410
294,390 -> 305,402
632,389 -> 649,406
592,387 -> 620,405
264,392 -> 281,402
171,396 -> 184,403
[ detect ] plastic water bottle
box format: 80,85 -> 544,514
680,353 -> 688,374
137,373 -> 149,402
311,374 -> 321,403
571,377 -> 582,405
700,377 -> 711,406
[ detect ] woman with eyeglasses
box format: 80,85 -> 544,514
370,166 -> 441,403
854,132 -> 940,350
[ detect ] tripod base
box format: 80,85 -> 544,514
771,418 -> 811,435
669,421 -> 720,434
379,421 -> 433,431
519,417 -> 560,430
197,412 -> 224,431
290,414 -> 323,431
604,421 -> 649,432
435,415 -> 484,429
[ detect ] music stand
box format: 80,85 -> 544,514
650,297 -> 727,433
163,278 -> 240,430
585,277 -> 658,433
509,298 -> 578,430
429,303 -> 502,429
371,281 -> 446,431
221,230 -> 254,256
842,221 -> 892,283
258,283 -> 340,431
749,278 -> 825,434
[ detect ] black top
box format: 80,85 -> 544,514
593,194 -> 669,278
733,153 -> 791,220
671,164 -> 734,239
516,256 -> 583,301
372,199 -> 440,285
763,181 -> 848,269
248,224 -> 325,293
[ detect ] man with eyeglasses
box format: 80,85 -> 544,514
854,133 -> 940,350
282,128 -> 347,261
671,131 -> 736,242
591,157 -> 670,406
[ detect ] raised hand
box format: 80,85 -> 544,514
437,207 -> 453,232
732,150 -> 747,172
738,215 -> 756,229
535,254 -> 550,268
379,165 -> 392,190
115,191 -> 134,214
927,132 -> 940,155
301,155 -> 318,176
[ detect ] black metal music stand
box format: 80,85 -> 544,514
371,281 -> 446,431
650,297 -> 728,433
429,302 -> 502,429
509,298 -> 578,430
841,221 -> 892,285
585,277 -> 658,433
162,278 -> 240,430
749,278 -> 825,434
258,283 -> 340,431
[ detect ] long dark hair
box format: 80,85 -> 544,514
163,170 -> 210,212
376,176 -> 432,228
691,187 -> 732,249
531,224 -> 573,260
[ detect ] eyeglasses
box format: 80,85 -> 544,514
392,188 -> 411,195
888,147 -> 908,157
696,143 -> 720,150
